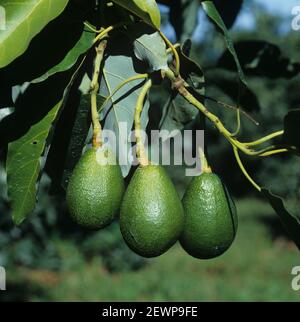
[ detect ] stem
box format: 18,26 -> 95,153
231,108 -> 241,137
163,68 -> 290,191
135,80 -> 152,166
91,40 -> 107,148
99,74 -> 149,112
199,148 -> 212,174
164,69 -> 287,158
233,147 -> 261,192
166,43 -> 180,54
93,23 -> 123,44
159,31 -> 180,75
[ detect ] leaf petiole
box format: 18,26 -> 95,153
93,23 -> 124,44
159,31 -> 180,75
99,74 -> 149,112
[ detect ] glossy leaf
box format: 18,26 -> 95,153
111,0 -> 161,29
0,0 -> 69,68
0,2 -> 87,86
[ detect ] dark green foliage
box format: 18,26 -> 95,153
218,40 -> 300,79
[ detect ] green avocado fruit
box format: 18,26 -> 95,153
120,165 -> 185,258
180,172 -> 238,259
66,147 -> 125,229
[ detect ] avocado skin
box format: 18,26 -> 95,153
180,173 -> 238,259
120,165 -> 185,258
66,148 -> 125,229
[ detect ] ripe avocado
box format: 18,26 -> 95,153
180,173 -> 238,259
120,165 -> 185,258
66,147 -> 125,229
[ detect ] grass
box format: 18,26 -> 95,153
2,198 -> 300,301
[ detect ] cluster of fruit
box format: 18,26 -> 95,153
66,147 -> 238,259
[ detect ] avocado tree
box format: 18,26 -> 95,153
0,0 -> 299,258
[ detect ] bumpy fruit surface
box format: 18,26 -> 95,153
180,172 -> 238,259
120,165 -> 184,258
66,147 -> 125,229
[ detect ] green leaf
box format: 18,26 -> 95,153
111,0 -> 161,29
282,109 -> 300,154
100,54 -> 149,177
0,0 -> 69,68
32,31 -> 94,83
132,27 -> 168,72
6,59 -> 83,225
7,100 -> 63,225
201,1 -> 246,86
0,2 -> 87,86
262,189 -> 300,250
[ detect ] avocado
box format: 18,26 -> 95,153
120,165 -> 184,258
180,172 -> 238,259
66,147 -> 125,229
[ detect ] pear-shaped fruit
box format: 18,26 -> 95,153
180,172 -> 238,259
66,147 -> 125,229
120,165 -> 184,258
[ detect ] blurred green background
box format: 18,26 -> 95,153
0,0 -> 300,301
